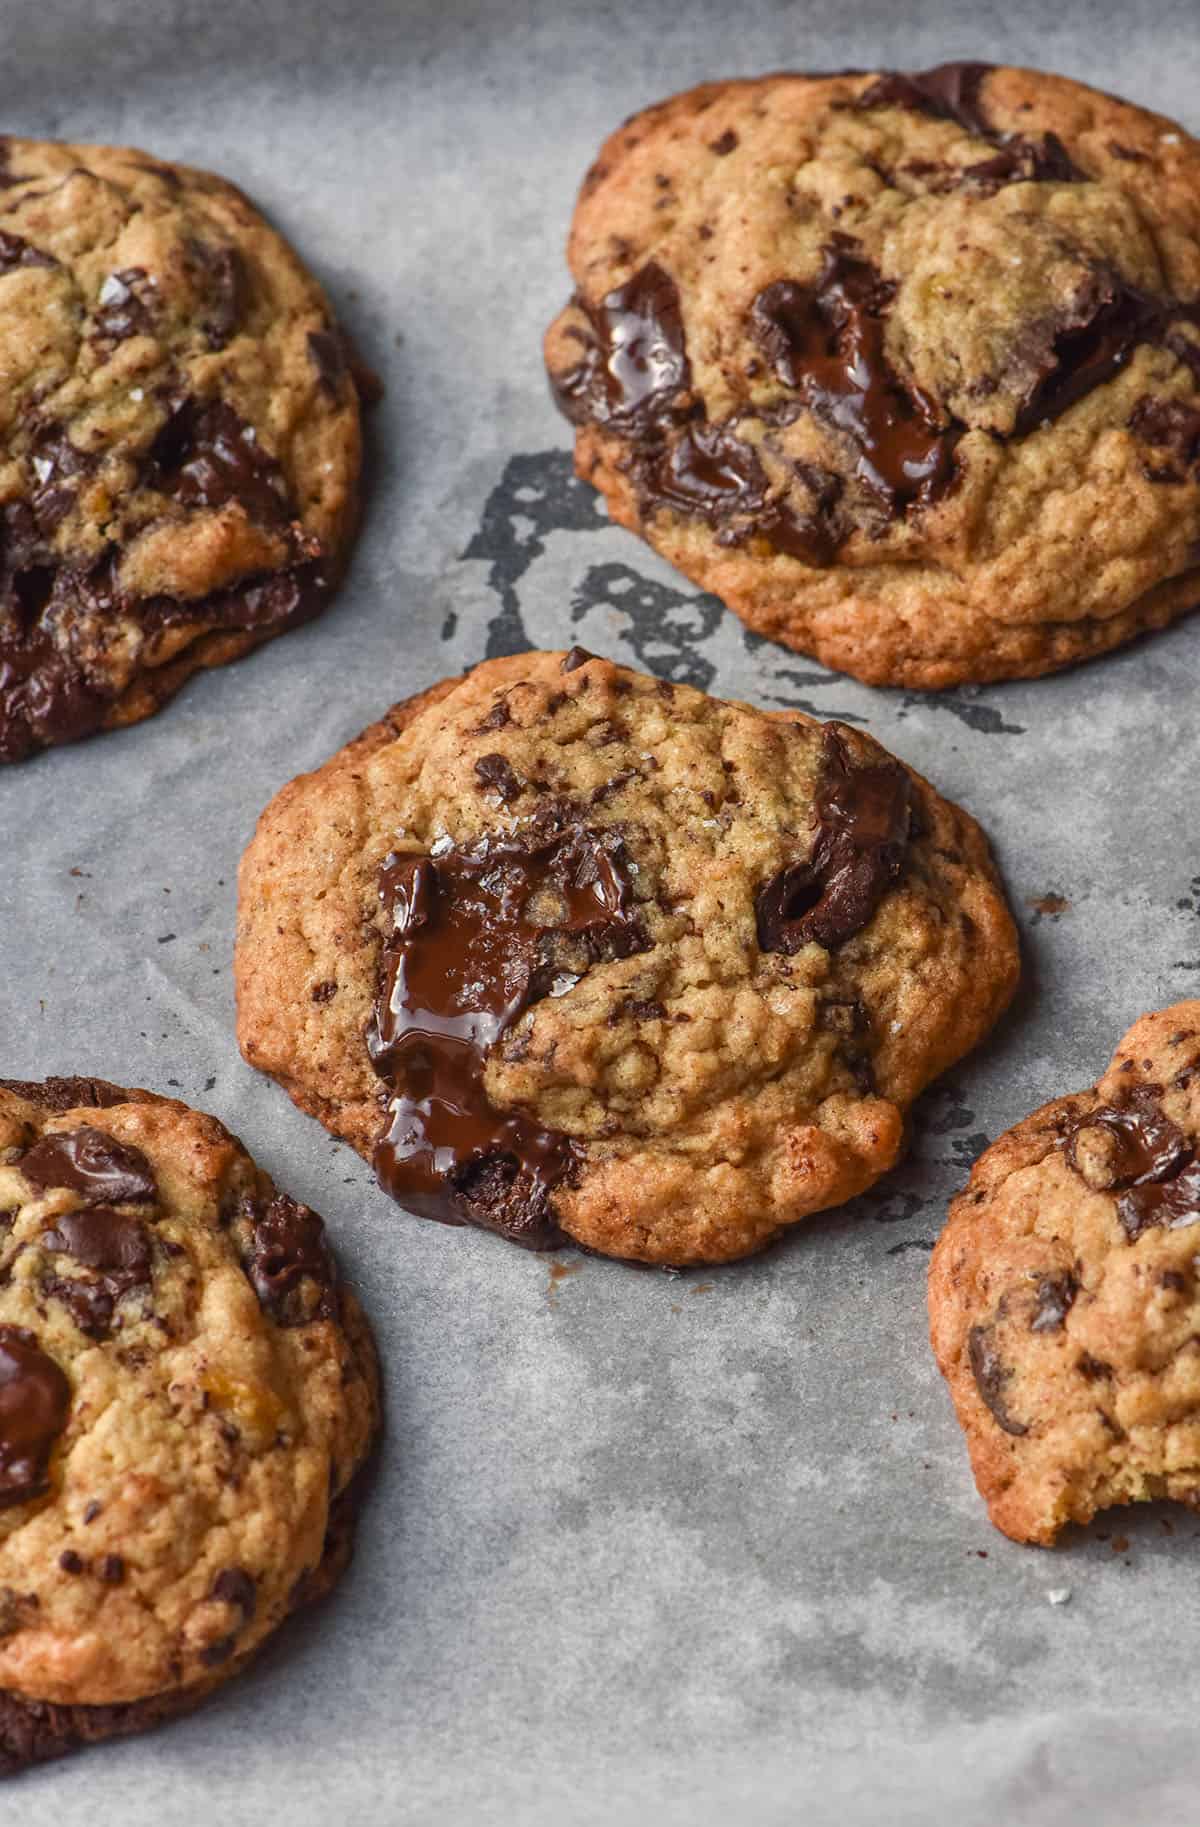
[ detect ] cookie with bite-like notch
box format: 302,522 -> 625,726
235,649 -> 1019,1265
545,64 -> 1200,687
0,135 -> 374,763
930,1004 -> 1200,1544
0,1076 -> 379,1773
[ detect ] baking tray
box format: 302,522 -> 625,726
3,1 -> 1199,1821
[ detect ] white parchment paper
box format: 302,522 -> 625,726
2,1 -> 1199,1821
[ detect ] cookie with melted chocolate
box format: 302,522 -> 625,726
545,66 -> 1200,687
236,650 -> 1018,1265
0,137 -> 372,763
930,1002 -> 1200,1544
0,1077 -> 379,1771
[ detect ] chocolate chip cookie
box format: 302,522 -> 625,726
929,1004 -> 1200,1544
0,136 -> 371,763
545,65 -> 1200,687
0,1076 -> 379,1772
236,650 -> 1018,1264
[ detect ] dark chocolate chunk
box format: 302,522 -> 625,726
1030,1272 -> 1077,1333
551,261 -> 690,430
0,1326 -> 70,1509
307,328 -> 347,395
18,1126 -> 156,1205
854,63 -> 998,136
92,267 -> 158,344
0,232 -> 56,275
1066,1085 -> 1191,1191
231,1193 -> 339,1328
186,241 -> 243,350
1129,396 -> 1200,473
98,1555 -> 124,1584
561,646 -> 596,672
40,1207 -> 153,1340
368,810 -> 645,1244
58,1551 -> 83,1575
474,753 -> 524,804
211,1566 -> 256,1619
146,396 -> 289,524
854,63 -> 1086,189
1118,1160 -> 1200,1240
756,728 -> 912,954
1010,275 -> 1165,437
967,1322 -> 1028,1436
709,129 -> 739,155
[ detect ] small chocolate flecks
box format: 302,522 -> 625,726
755,728 -> 911,954
0,1326 -> 70,1509
967,1323 -> 1028,1436
98,1555 -> 124,1585
18,1126 -> 156,1205
474,753 -> 524,804
1077,1352 -> 1113,1381
310,979 -> 337,1004
82,1500 -> 101,1524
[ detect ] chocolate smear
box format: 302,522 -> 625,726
368,812 -> 643,1245
750,253 -> 961,516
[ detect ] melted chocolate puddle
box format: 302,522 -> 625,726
750,251 -> 960,515
552,261 -> 690,430
756,729 -> 912,953
368,814 -> 642,1247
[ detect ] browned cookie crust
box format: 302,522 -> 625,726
545,65 -> 1200,687
0,1078 -> 380,1771
236,650 -> 1019,1265
930,1004 -> 1200,1544
0,136 -> 371,763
